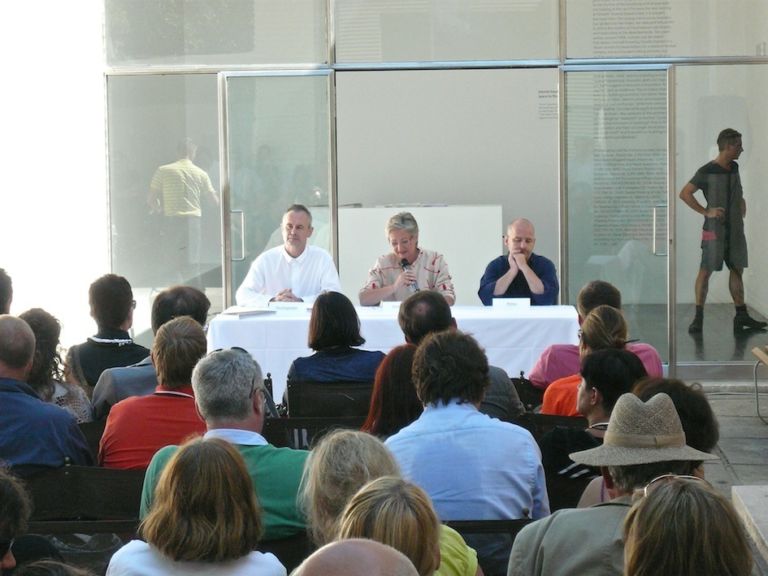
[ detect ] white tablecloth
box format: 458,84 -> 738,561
207,305 -> 579,401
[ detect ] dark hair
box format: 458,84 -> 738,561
576,281 -> 621,318
398,291 -> 453,345
580,305 -> 627,351
581,349 -> 647,413
0,269 -> 11,314
362,345 -> 422,437
413,331 -> 489,406
633,378 -> 719,459
0,467 -> 31,540
151,286 -> 210,333
717,128 -> 742,151
18,308 -> 63,401
153,317 -> 208,389
14,561 -> 94,576
285,203 -> 313,224
308,292 -> 364,350
89,274 -> 134,330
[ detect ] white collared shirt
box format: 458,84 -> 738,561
204,428 -> 268,446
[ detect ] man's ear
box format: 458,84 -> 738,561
306,225 -> 314,238
252,389 -> 264,416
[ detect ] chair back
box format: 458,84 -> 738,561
286,380 -> 373,417
262,415 -> 366,449
511,373 -> 543,413
514,412 -> 588,441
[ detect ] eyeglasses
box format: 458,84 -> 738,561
0,538 -> 14,558
643,474 -> 708,497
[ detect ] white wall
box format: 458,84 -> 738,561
0,5 -> 108,347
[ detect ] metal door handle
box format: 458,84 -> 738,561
652,204 -> 667,257
231,210 -> 246,261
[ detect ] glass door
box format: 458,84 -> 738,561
564,68 -> 670,364
219,71 -> 333,307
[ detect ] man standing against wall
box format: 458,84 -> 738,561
679,128 -> 765,334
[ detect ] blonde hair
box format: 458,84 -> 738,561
385,212 -> 419,238
140,437 -> 262,562
338,477 -> 440,576
623,478 -> 752,576
580,305 -> 627,352
300,430 -> 399,546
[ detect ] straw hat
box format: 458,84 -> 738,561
570,393 -> 718,466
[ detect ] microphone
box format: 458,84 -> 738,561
400,258 -> 409,270
400,259 -> 418,292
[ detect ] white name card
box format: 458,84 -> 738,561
492,298 -> 531,309
268,301 -> 310,311
381,301 -> 401,311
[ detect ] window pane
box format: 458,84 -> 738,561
105,0 -> 327,67
335,0 -> 559,63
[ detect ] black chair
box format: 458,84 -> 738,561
258,532 -> 315,573
514,412 -> 588,442
286,380 -> 373,418
262,415 -> 366,449
78,420 -> 106,462
511,373 -> 543,413
444,518 -> 533,576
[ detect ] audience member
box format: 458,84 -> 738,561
541,305 -> 651,416
507,393 -> 717,576
92,285 -> 210,419
67,274 -> 149,390
19,308 -> 92,423
361,345 -> 422,438
398,291 -> 523,421
99,316 -> 208,469
140,348 -> 308,540
236,204 -> 341,305
0,269 -> 11,314
0,316 -> 92,475
14,560 -> 94,576
478,218 -> 558,306
360,212 -> 454,306
292,539 -> 419,576
0,468 -> 32,572
623,477 -> 752,576
387,330 -> 547,575
287,291 -> 384,383
337,477 -> 441,576
108,437 -> 285,576
528,281 -> 662,389
300,430 -> 480,576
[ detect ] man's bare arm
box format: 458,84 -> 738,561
679,182 -> 724,219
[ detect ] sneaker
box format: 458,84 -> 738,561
734,314 -> 768,331
688,316 -> 703,334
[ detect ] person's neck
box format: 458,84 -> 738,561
714,152 -> 733,170
206,416 -> 263,434
285,244 -> 306,259
0,367 -> 28,382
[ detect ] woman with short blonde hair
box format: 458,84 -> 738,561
107,437 -> 285,575
338,476 -> 441,576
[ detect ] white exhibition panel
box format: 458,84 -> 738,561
338,205 -> 502,307
208,305 -> 579,401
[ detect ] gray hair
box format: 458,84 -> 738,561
607,460 -> 695,494
191,349 -> 263,421
385,212 -> 419,238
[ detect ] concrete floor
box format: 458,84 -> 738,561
702,384 -> 768,575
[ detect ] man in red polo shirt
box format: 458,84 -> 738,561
99,316 -> 207,469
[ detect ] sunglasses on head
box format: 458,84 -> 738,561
643,473 -> 708,497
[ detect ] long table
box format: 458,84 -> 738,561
207,305 -> 579,402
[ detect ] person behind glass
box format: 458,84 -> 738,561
360,212 -> 455,306
287,291 -> 385,384
236,204 -> 341,306
623,477 -> 752,576
19,308 -> 92,423
107,436 -> 286,576
361,344 -> 422,439
478,218 -> 558,306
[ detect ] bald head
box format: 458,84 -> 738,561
505,218 -> 537,260
292,539 -> 419,576
0,315 -> 35,379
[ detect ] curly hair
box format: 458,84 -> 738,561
18,308 -> 63,401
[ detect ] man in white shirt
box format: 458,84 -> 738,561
235,204 -> 341,306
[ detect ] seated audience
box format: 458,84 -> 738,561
0,468 -> 32,572
15,560 -> 93,576
287,291 -> 384,383
99,317 -> 208,469
292,539 -> 419,576
92,285 -> 210,419
300,430 -> 480,576
539,349 -> 646,488
360,212 -> 455,306
578,377 -> 720,507
528,280 -> 662,389
477,218 -> 558,306
507,393 -> 717,576
623,477 -> 752,576
141,348 -> 308,540
0,268 -> 11,314
337,477 -> 441,576
398,291 -> 524,421
386,331 -> 547,575
361,345 -> 422,438
67,274 -> 149,390
19,308 -> 92,423
542,305 -> 647,416
0,316 -> 92,475
107,437 -> 286,576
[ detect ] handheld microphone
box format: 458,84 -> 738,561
400,258 -> 409,271
400,259 -> 418,292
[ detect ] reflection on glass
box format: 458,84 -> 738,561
565,70 -> 668,360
